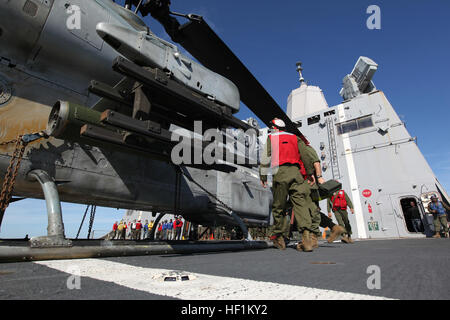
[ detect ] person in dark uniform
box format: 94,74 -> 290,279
406,200 -> 423,232
259,118 -> 318,252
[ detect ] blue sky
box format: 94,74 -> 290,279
1,0 -> 449,238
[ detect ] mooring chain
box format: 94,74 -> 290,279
0,132 -> 47,221
0,137 -> 19,147
0,136 -> 26,214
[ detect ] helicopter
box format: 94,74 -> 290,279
0,0 -> 306,246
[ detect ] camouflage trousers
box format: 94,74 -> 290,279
270,165 -> 320,237
333,209 -> 352,236
433,215 -> 449,233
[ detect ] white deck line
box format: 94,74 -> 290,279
36,259 -> 393,300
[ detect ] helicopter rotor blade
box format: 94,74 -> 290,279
176,17 -> 303,137
138,2 -> 306,139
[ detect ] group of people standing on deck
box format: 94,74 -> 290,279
155,217 -> 184,240
111,217 -> 185,241
111,219 -> 155,240
259,118 -> 449,251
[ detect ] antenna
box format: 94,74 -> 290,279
296,61 -> 305,85
134,0 -> 144,13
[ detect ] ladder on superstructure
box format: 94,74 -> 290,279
326,117 -> 341,179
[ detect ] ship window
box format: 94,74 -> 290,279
336,115 -> 373,135
324,110 -> 335,117
357,116 -> 374,129
341,120 -> 357,134
307,115 -> 321,125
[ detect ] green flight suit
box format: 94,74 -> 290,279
303,145 -> 324,236
327,191 -> 354,236
280,144 -> 322,238
260,134 -> 319,237
281,211 -> 292,239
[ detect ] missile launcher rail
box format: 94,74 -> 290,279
46,57 -> 259,168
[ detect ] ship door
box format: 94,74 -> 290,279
375,195 -> 401,238
399,197 -> 424,233
390,195 -> 426,238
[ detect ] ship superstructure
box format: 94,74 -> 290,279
260,57 -> 449,239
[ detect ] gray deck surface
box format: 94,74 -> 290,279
0,238 -> 448,300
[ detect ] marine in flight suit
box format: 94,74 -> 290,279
327,189 -> 355,243
259,119 -> 318,252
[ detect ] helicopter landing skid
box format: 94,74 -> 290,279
27,169 -> 72,248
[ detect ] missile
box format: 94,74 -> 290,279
96,23 -> 240,112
